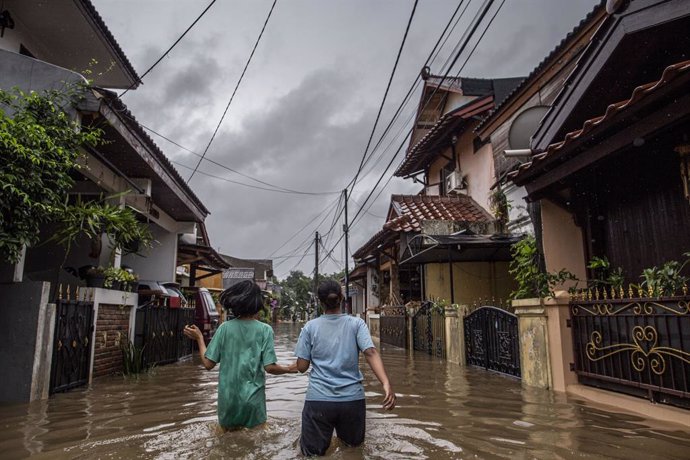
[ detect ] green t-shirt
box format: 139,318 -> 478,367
204,319 -> 277,428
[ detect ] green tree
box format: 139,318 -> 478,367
279,270 -> 312,313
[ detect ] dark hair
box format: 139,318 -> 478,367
219,280 -> 264,318
317,279 -> 342,311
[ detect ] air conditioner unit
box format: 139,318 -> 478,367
445,170 -> 467,195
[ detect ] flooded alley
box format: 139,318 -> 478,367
0,323 -> 688,459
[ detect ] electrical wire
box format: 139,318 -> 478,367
120,0 -> 218,97
348,0 -> 419,195
267,194 -> 342,257
172,160 -> 339,195
322,0 -> 500,267
187,0 -> 278,183
143,122 -> 340,195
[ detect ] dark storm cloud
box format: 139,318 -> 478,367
92,0 -> 599,277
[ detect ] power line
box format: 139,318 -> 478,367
322,0 -> 499,265
267,194 -> 341,257
120,0 -> 218,97
171,160 -> 338,195
348,0 -> 420,194
187,0 -> 279,183
353,0 -> 471,185
138,121 -> 339,195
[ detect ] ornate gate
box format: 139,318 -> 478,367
571,294 -> 690,409
413,302 -> 445,358
50,295 -> 95,394
464,306 -> 520,378
380,306 -> 407,348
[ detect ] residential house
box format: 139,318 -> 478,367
353,74 -> 524,311
475,3 -> 606,236
508,0 -> 690,412
0,0 -> 224,401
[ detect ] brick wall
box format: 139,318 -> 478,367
93,304 -> 130,378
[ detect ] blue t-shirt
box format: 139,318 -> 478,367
294,314 -> 375,402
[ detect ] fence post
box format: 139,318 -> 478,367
406,304 -> 417,351
514,298 -> 552,389
444,306 -> 461,364
543,292 -> 578,392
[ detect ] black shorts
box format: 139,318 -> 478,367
300,399 -> 366,456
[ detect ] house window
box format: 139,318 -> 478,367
440,162 -> 455,196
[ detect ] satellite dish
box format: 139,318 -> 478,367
508,105 -> 549,150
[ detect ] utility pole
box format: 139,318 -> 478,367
343,189 -> 350,314
314,231 -> 320,318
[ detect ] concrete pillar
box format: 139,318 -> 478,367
444,307 -> 461,364
406,305 -> 417,351
514,299 -> 552,389
390,263 -> 400,303
456,304 -> 470,366
543,292 -> 577,392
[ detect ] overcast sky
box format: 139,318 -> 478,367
92,0 -> 599,279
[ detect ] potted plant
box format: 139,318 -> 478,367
121,270 -> 139,292
85,266 -> 107,288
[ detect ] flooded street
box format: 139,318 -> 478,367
1,322 -> 689,459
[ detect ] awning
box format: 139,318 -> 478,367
177,243 -> 230,271
400,233 -> 523,265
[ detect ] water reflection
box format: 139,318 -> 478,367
0,322 -> 689,459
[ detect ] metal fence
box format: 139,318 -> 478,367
413,302 -> 446,358
571,296 -> 690,409
136,305 -> 195,367
380,305 -> 407,348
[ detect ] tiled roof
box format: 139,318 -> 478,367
509,59 -> 690,183
79,0 -> 140,86
395,96 -> 494,176
384,194 -> 492,233
352,228 -> 394,260
475,2 -> 605,134
95,88 -> 210,216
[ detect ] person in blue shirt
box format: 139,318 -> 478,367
295,279 -> 396,456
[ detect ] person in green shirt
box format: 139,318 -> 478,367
184,280 -> 297,429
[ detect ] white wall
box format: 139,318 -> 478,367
505,182 -> 533,234
366,266 -> 380,309
122,223 -> 178,283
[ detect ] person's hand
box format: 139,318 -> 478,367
287,361 -> 299,373
382,382 -> 396,410
183,325 -> 203,341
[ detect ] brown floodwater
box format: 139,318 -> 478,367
1,322 -> 689,459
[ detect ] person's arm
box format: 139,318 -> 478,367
363,347 -> 396,410
296,358 -> 310,373
183,325 -> 217,370
265,361 -> 299,375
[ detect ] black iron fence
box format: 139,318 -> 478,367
464,306 -> 521,378
380,306 -> 407,348
50,295 -> 95,393
570,296 -> 690,409
135,305 -> 195,367
413,302 -> 445,358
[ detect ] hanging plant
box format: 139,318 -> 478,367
0,85 -> 103,263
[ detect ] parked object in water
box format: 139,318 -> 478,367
183,287 -> 219,344
162,282 -> 188,309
